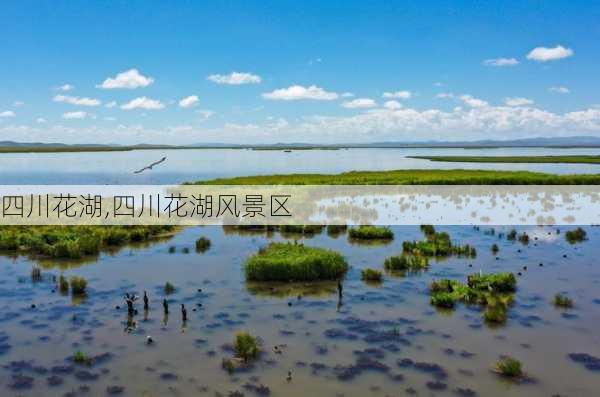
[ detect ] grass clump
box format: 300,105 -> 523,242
164,281 -> 175,295
467,272 -> 516,293
195,237 -> 211,252
348,226 -> 394,241
361,268 -> 383,283
58,274 -> 69,293
69,276 -> 87,295
491,244 -> 499,254
384,254 -> 428,271
518,232 -> 530,245
326,224 -> 348,237
494,357 -> 523,378
507,229 -> 517,241
234,332 -> 260,362
73,350 -> 88,364
279,224 -> 324,236
403,226 -> 476,258
565,227 -> 587,244
245,242 -> 348,282
31,267 -> 42,282
553,293 -> 574,308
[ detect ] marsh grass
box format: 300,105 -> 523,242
403,226 -> 476,258
326,224 -> 348,237
384,254 -> 428,271
195,237 -> 211,252
164,281 -> 176,295
565,227 -> 587,244
348,226 -> 394,240
553,293 -> 574,308
361,268 -> 383,283
518,233 -> 530,245
410,155 -> 600,164
494,357 -> 523,378
69,276 -> 87,295
73,350 -> 89,364
30,267 -> 42,282
0,226 -> 175,259
245,242 -> 348,282
58,274 -> 69,293
234,332 -> 260,362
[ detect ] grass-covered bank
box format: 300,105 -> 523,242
0,225 -> 175,259
409,155 -> 600,164
193,169 -> 600,185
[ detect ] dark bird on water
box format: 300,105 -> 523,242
133,157 -> 167,174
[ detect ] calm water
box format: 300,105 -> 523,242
2,147 -> 600,184
1,226 -> 600,396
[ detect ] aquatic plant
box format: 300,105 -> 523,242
234,331 -> 260,362
384,254 -> 428,271
467,272 -> 516,293
553,293 -> 574,308
518,233 -> 530,245
483,305 -> 508,324
279,224 -> 324,236
494,357 -> 523,378
168,245 -> 176,253
565,227 -> 587,244
30,267 -> 42,282
70,276 -> 87,295
403,229 -> 476,258
348,225 -> 394,240
326,224 -> 348,237
73,350 -> 88,364
164,281 -> 175,294
195,237 -> 211,252
430,292 -> 456,308
420,224 -> 436,237
506,229 -> 517,241
222,358 -> 235,373
58,274 -> 69,293
491,243 -> 499,254
361,268 -> 383,282
244,242 -> 348,282
182,247 -> 190,254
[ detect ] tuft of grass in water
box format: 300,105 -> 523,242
467,273 -> 516,293
495,357 -> 523,378
565,227 -> 587,244
31,267 -> 42,282
182,247 -> 190,254
518,233 -> 530,245
234,332 -> 260,362
506,229 -> 517,241
326,225 -> 348,237
59,274 -> 69,293
491,243 -> 499,254
361,268 -> 383,283
244,242 -> 348,282
191,169 -> 600,185
69,276 -> 87,295
348,226 -> 394,240
384,254 -> 428,271
195,237 -> 211,253
73,350 -> 88,364
403,226 -> 476,258
0,225 -> 175,259
553,293 -> 574,308
279,224 -> 324,236
168,245 -> 176,253
164,281 -> 176,295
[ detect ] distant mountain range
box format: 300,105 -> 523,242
2,136 -> 600,150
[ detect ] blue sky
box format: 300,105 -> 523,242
1,1 -> 599,144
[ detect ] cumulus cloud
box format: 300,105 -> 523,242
97,69 -> 154,89
549,86 -> 570,94
62,111 -> 88,119
382,90 -> 412,99
383,100 -> 403,110
207,72 -> 261,85
341,98 -> 377,109
0,110 -> 16,118
56,84 -> 74,91
341,92 -> 355,98
483,58 -> 519,67
527,45 -> 573,62
262,85 -> 338,101
121,97 -> 165,110
179,95 -> 199,108
505,97 -> 534,107
459,95 -> 488,108
53,94 -> 101,106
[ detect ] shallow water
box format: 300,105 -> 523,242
1,225 -> 600,396
2,147 -> 600,184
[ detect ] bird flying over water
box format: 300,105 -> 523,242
133,157 -> 167,174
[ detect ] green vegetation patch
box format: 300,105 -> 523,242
403,225 -> 476,257
384,254 -> 428,272
565,227 -> 587,244
244,242 -> 348,282
553,293 -> 574,308
70,276 -> 87,295
409,155 -> 600,164
348,226 -> 394,241
234,332 -> 260,362
494,357 -> 523,378
195,237 -> 211,252
0,225 -> 175,259
361,268 -> 383,283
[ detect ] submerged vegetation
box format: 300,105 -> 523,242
361,268 -> 383,283
0,225 -> 175,259
429,273 -> 516,323
348,226 -> 394,240
245,242 -> 348,282
565,227 -> 587,244
384,254 -> 428,272
403,225 -> 476,257
195,169 -> 600,185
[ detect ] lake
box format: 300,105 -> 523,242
2,147 -> 600,184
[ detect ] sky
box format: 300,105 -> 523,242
1,1 -> 600,144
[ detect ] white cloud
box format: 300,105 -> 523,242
383,100 -> 403,110
53,94 -> 101,106
207,72 -> 261,85
13,101 -> 25,107
341,98 -> 377,109
459,95 -> 488,108
382,90 -> 412,99
121,97 -> 165,110
62,111 -> 88,119
505,97 -> 534,107
0,110 -> 16,118
527,45 -> 573,62
483,58 -> 519,67
36,118 -> 47,123
262,85 -> 338,101
57,84 -> 74,91
105,101 -> 117,108
97,69 -> 154,89
436,92 -> 454,99
341,92 -> 355,98
179,95 -> 199,108
197,109 -> 214,120
549,86 -> 570,94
